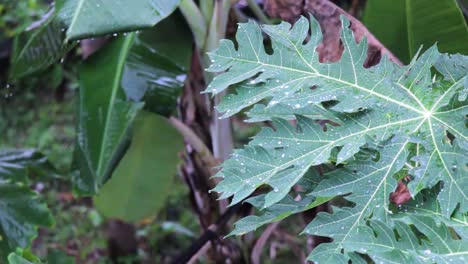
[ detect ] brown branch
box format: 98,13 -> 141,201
251,222 -> 280,264
264,0 -> 402,67
172,203 -> 244,264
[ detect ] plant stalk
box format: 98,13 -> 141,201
203,0 -> 234,161
200,0 -> 214,24
169,116 -> 218,169
179,0 -> 208,49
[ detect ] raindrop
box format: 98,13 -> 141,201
273,187 -> 279,192
340,226 -> 345,230
451,165 -> 457,172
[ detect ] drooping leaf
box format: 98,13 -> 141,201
73,35 -> 144,194
61,0 -> 181,41
9,0 -> 182,79
94,111 -> 183,222
363,0 -> 468,63
73,15 -> 191,194
206,15 -> 467,263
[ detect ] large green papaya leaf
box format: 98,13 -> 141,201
205,15 -> 467,263
73,17 -> 191,194
10,0 -> 181,79
363,0 -> 468,63
94,111 -> 183,222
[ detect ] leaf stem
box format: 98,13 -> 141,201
200,0 -> 214,25
168,117 -> 218,168
203,0 -> 234,161
246,0 -> 271,24
179,0 -> 207,49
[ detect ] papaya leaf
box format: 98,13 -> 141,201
206,15 -> 467,263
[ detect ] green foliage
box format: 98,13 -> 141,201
8,249 -> 74,264
0,150 -> 54,262
94,111 -> 183,222
0,0 -> 48,39
61,0 -> 181,41
207,16 -> 467,263
73,16 -> 191,194
363,0 -> 468,63
9,0 -> 181,79
9,0 -> 71,79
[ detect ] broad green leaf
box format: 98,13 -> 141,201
121,15 -> 192,116
73,35 -> 144,194
363,0 -> 468,63
0,183 -> 54,261
94,111 -> 183,222
10,0 -> 181,79
61,0 -> 181,41
206,15 -> 467,263
73,16 -> 191,194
